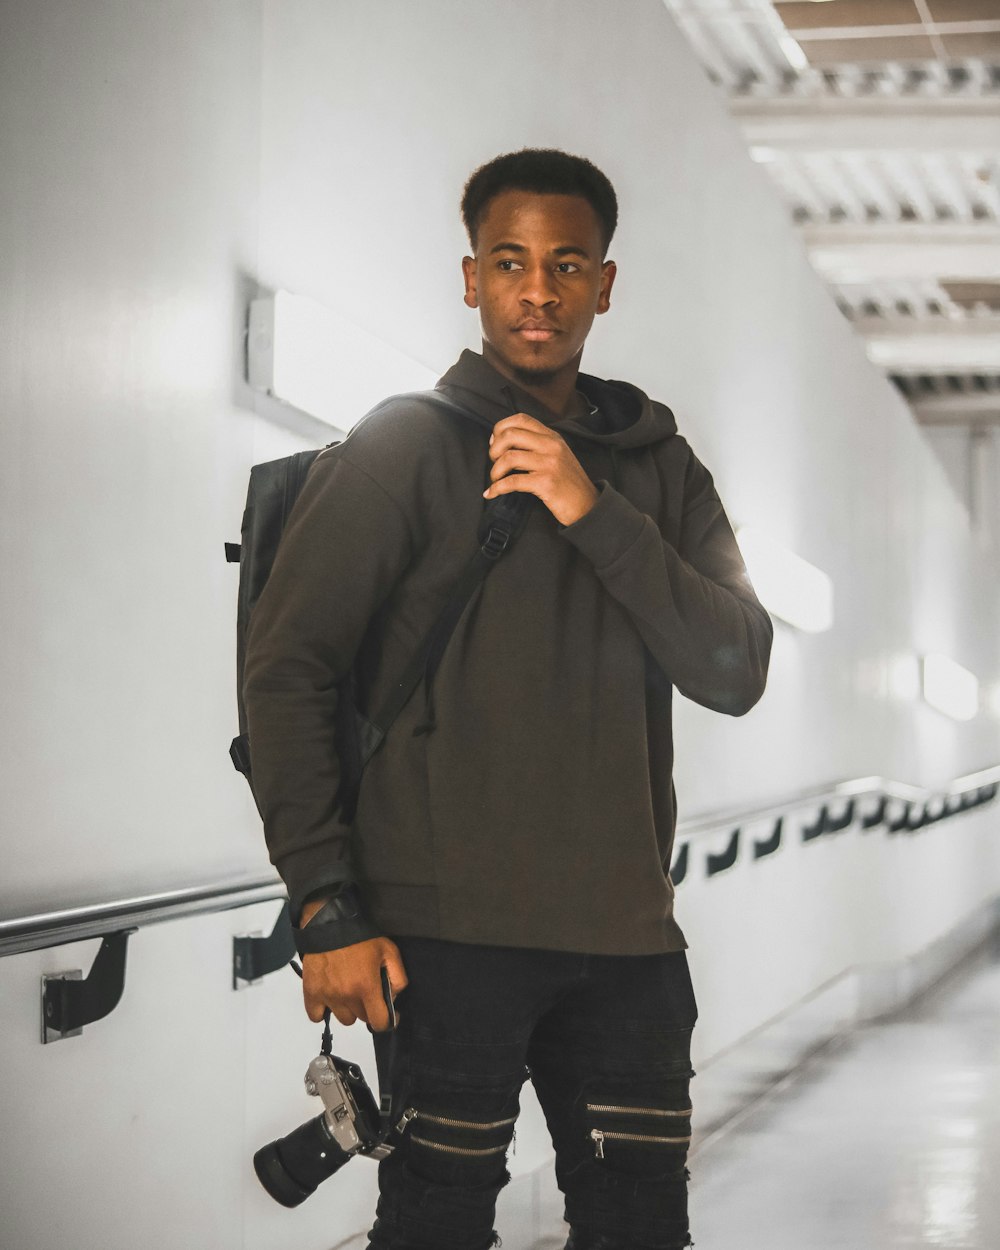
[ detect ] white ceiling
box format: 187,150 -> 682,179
661,0 -> 1000,425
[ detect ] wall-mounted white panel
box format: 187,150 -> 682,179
248,291 -> 438,432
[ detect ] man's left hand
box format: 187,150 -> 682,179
484,413 -> 598,527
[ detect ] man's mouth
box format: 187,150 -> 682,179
515,322 -> 559,342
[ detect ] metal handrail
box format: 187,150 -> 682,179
0,873 -> 285,959
676,763 -> 1000,840
3,762 -> 998,958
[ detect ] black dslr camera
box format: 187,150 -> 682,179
254,1050 -> 393,1207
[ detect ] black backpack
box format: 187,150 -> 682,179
226,390 -> 529,816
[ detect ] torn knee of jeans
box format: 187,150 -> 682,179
565,1166 -> 691,1248
381,1160 -> 509,1248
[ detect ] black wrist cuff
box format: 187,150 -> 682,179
293,884 -> 380,955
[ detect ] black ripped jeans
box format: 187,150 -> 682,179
367,938 -> 697,1250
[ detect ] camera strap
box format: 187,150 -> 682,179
290,959 -> 402,1148
321,1008 -> 333,1058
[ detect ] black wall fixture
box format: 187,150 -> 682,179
824,800 -> 855,834
887,803 -> 913,833
802,800 -> 856,842
905,805 -> 929,831
41,928 -> 135,1044
861,797 -> 887,829
801,807 -> 827,841
753,817 -> 783,860
233,901 -> 296,988
706,829 -> 740,876
670,842 -> 689,886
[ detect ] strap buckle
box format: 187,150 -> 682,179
481,525 -> 511,560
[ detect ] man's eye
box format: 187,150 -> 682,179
497,259 -> 522,272
556,262 -> 580,274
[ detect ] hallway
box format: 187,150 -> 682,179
688,939 -> 1000,1250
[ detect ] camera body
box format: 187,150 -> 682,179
304,1052 -> 392,1159
254,1051 -> 393,1208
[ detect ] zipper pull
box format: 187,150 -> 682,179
394,1107 -> 419,1135
591,1129 -> 605,1160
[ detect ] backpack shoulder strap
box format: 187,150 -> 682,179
352,389 -> 530,758
370,387 -> 495,433
359,490 -> 531,764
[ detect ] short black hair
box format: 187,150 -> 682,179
461,148 -> 618,257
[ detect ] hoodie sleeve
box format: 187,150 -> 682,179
559,449 -> 772,716
243,448 -> 414,924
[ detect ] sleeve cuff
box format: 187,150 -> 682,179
559,480 -> 647,570
278,840 -> 357,925
292,883 -> 381,953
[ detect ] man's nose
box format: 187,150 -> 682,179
520,265 -> 559,307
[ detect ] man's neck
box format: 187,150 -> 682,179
481,342 -> 583,419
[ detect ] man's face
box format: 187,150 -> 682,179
462,190 -> 616,389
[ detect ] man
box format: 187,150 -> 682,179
244,148 -> 772,1250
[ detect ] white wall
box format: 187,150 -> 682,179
0,0 -> 270,915
2,2 -> 999,1247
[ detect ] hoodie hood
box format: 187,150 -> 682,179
436,349 -> 677,449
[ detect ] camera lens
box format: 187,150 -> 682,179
254,1113 -> 353,1207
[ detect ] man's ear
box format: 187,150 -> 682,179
461,255 -> 479,309
596,260 -> 617,315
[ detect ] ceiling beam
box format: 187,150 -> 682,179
802,224 -> 1000,282
854,316 -> 1000,371
910,392 -> 1000,425
730,95 -> 1000,154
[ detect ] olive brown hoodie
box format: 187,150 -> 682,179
243,349 -> 772,955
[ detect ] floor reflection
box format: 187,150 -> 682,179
686,940 -> 1000,1249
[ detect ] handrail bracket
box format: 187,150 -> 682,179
41,928 -> 136,1044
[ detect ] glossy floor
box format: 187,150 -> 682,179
687,940 -> 1000,1249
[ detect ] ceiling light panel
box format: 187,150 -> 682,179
942,31 -> 1000,56
927,1 -> 1000,23
736,527 -> 835,633
795,35 -> 938,64
922,653 -> 980,720
942,279 -> 1000,307
774,2 -> 923,30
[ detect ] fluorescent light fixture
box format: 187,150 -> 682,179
736,527 -> 834,633
887,654 -> 921,703
776,32 -> 809,72
248,290 -> 439,430
922,654 -> 979,722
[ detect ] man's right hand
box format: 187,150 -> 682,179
299,902 -> 408,1031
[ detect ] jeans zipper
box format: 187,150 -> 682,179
410,1135 -> 509,1157
585,1102 -> 693,1118
394,1107 -> 518,1157
394,1108 -> 517,1133
590,1128 -> 692,1159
